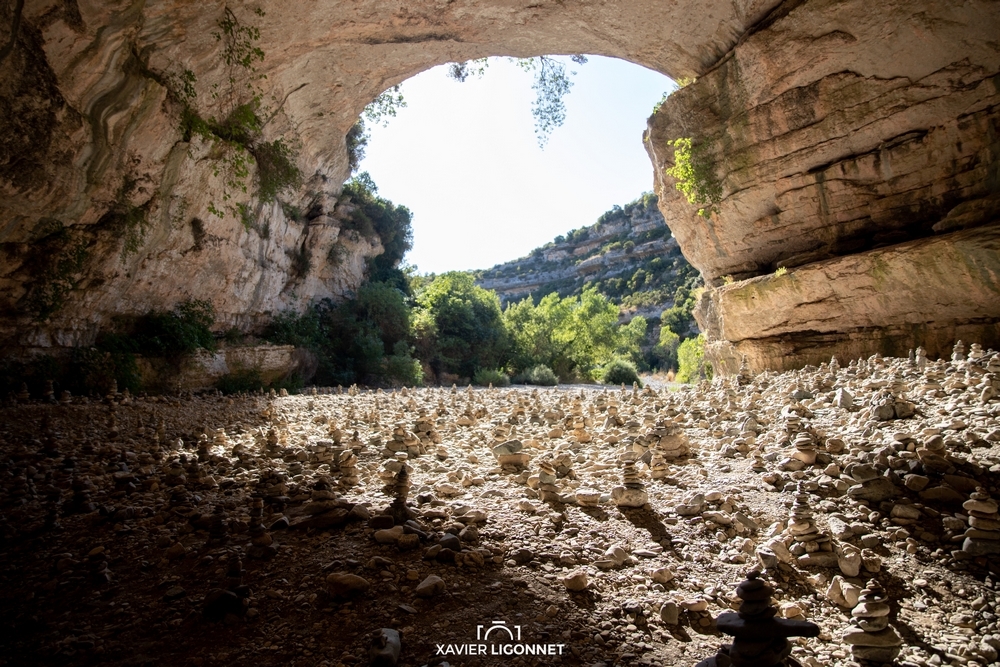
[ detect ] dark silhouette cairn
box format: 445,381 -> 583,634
695,570 -> 819,667
387,466 -> 415,525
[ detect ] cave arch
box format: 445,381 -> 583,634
1,0 -> 999,371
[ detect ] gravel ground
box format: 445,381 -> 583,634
1,351 -> 999,667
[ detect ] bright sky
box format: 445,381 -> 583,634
357,56 -> 676,274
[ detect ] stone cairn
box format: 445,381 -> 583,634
611,453 -> 647,508
842,580 -> 902,664
790,432 -> 817,465
649,450 -> 670,480
247,497 -> 275,560
735,355 -> 753,386
962,487 -> 1000,558
695,570 -> 819,667
386,466 -> 414,525
537,457 -> 561,503
413,410 -> 441,445
786,482 -> 833,558
952,340 -> 966,364
338,450 -> 360,489
652,419 -> 692,460
387,421 -> 423,457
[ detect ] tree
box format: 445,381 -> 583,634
340,173 -> 413,289
446,55 -> 588,148
677,334 -> 713,383
654,327 -> 681,370
413,272 -> 509,380
502,287 -> 642,382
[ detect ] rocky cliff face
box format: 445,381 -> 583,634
476,195 -> 695,321
0,0 -> 776,354
646,0 -> 1000,371
2,0 -> 998,371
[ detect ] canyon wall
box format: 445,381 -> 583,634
0,0 -> 779,354
646,0 -> 1000,371
2,0 -> 999,371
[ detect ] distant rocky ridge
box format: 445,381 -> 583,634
475,194 -> 700,328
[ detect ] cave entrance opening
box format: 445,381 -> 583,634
350,55 -> 678,276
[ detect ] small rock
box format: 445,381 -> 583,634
415,575 -> 445,598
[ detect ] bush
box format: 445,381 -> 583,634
515,364 -> 557,386
413,272 -> 508,380
601,358 -> 642,387
384,341 -> 424,387
677,334 -> 713,383
98,300 -> 217,357
217,366 -> 264,394
70,348 -> 142,395
654,327 -> 681,370
473,368 -> 511,387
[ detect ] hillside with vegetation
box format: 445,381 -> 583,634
475,193 -> 704,372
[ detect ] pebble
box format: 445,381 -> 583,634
414,575 -> 445,598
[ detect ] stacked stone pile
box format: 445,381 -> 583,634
612,454 -> 647,508
843,580 -> 903,663
962,488 -> 1000,557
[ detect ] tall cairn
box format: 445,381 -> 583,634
695,570 -> 819,667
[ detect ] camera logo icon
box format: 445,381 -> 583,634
476,621 -> 522,641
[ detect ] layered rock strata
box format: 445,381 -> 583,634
647,0 -> 1000,372
0,0 -> 781,352
2,0 -> 998,370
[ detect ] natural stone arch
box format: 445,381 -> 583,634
1,0 -> 999,370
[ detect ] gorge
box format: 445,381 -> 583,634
2,0 -> 999,371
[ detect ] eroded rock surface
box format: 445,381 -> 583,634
0,0 -> 779,351
646,0 -> 1000,371
2,0 -> 999,370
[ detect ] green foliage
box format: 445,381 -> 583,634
515,364 -> 558,386
0,355 -> 62,398
237,202 -> 254,232
473,368 -> 511,387
413,272 -> 508,381
346,119 -> 368,173
516,56 -> 582,148
676,333 -> 713,383
654,327 -> 681,370
252,137 -> 301,203
600,358 -> 642,387
775,266 -> 788,277
503,287 -> 640,382
384,341 -> 424,387
24,231 -> 90,321
0,350 -> 142,398
168,6 -> 302,220
265,281 -> 420,386
448,55 -> 587,148
98,300 -> 217,357
216,365 -> 264,394
665,137 -> 722,218
363,85 -> 407,126
288,246 -> 311,277
213,6 -> 265,78
71,348 -> 142,395
341,173 -> 413,283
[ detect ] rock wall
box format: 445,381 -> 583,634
646,0 -> 1000,372
136,344 -> 312,392
0,0 -> 779,354
476,196 -> 683,312
2,0 -> 999,371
